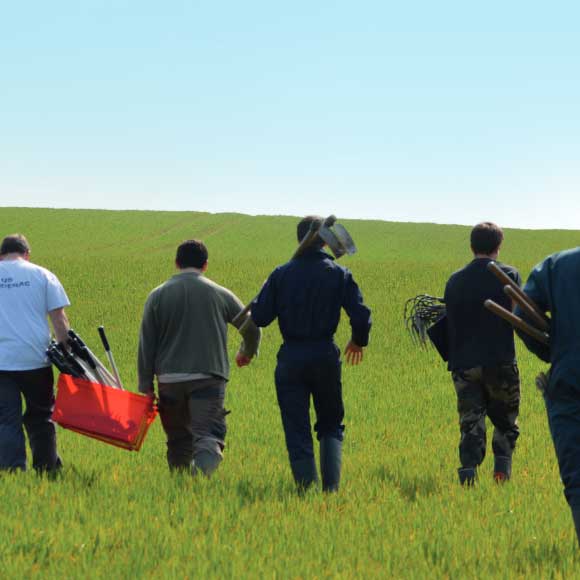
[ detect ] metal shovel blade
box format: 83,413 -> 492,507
319,223 -> 357,258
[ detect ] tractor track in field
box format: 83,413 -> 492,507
87,215 -> 247,255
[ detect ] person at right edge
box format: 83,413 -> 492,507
513,246 -> 580,545
250,215 -> 372,493
444,222 -> 522,486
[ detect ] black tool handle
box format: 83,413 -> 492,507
67,335 -> 86,361
68,329 -> 84,346
98,326 -> 110,352
63,350 -> 88,377
81,347 -> 97,369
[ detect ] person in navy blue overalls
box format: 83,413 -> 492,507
514,247 -> 580,545
251,216 -> 372,492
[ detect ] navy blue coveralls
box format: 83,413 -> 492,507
251,249 -> 371,477
515,247 -> 580,540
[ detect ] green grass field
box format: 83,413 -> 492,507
1,207 -> 579,579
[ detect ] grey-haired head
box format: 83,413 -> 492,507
1,234 -> 30,256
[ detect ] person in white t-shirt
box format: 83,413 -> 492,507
0,234 -> 71,472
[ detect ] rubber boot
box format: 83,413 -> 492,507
458,467 -> 476,486
290,457 -> 318,490
572,507 -> 580,547
494,455 -> 511,483
192,451 -> 222,477
320,437 -> 342,493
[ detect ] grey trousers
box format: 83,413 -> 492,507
158,378 -> 227,470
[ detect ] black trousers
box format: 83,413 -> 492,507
275,343 -> 344,463
0,367 -> 62,471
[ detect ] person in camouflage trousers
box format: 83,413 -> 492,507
444,222 -> 522,485
453,364 -> 520,481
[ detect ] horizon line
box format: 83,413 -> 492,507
1,204 -> 579,233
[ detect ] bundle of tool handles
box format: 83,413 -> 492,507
405,262 -> 551,349
47,326 -> 124,389
483,262 -> 550,345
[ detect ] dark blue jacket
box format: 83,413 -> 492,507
250,249 -> 371,347
515,247 -> 580,389
444,258 -> 521,370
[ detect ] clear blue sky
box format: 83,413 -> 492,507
1,1 -> 579,229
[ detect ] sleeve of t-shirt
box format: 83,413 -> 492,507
45,271 -> 71,311
222,288 -> 245,323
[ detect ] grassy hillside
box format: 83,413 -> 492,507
1,207 -> 579,578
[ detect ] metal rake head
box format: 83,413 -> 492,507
404,294 -> 446,347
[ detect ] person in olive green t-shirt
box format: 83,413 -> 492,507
138,239 -> 261,476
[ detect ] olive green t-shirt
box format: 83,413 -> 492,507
138,271 -> 260,392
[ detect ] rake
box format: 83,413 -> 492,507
404,294 -> 446,347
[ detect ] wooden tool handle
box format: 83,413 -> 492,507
233,215 -> 338,325
231,302 -> 252,326
504,286 -> 550,332
292,215 -> 336,259
487,262 -> 550,327
484,299 -> 550,345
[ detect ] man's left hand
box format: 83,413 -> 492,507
344,340 -> 364,365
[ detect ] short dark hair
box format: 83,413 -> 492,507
176,240 -> 208,269
1,234 -> 30,256
470,222 -> 504,255
297,215 -> 325,250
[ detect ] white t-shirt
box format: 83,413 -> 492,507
0,259 -> 70,371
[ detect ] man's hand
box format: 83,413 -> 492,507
235,352 -> 252,367
344,340 -> 364,365
535,371 -> 549,394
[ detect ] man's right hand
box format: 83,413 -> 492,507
139,384 -> 155,396
344,340 -> 364,365
235,352 -> 252,367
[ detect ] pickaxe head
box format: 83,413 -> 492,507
319,221 -> 357,258
294,215 -> 357,259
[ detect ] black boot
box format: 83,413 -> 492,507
494,455 -> 511,483
320,437 -> 342,492
458,466 -> 476,486
290,457 -> 318,490
572,507 -> 580,547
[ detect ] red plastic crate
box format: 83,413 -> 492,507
53,374 -> 157,451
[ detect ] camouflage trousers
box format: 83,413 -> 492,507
452,364 -> 520,469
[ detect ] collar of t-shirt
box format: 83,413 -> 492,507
176,267 -> 203,276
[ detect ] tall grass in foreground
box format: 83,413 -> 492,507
1,207 -> 579,578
